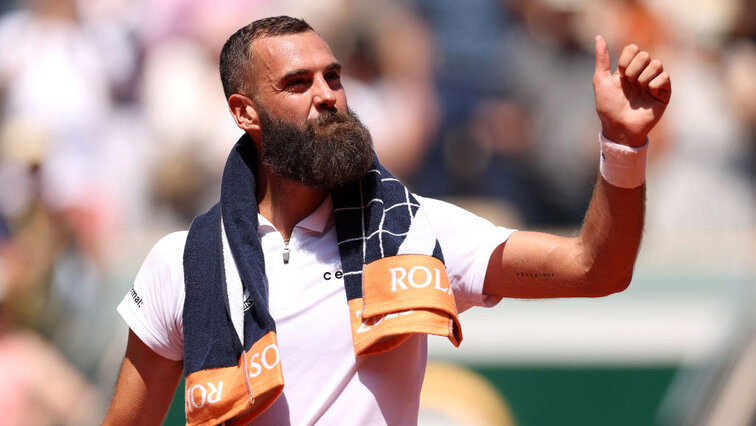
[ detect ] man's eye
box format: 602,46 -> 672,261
325,73 -> 342,89
286,79 -> 309,91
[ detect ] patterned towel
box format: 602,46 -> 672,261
182,134 -> 461,425
333,167 -> 462,354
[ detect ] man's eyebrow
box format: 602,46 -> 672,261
324,62 -> 342,73
280,68 -> 309,82
280,62 -> 342,82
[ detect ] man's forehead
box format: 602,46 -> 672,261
251,31 -> 338,75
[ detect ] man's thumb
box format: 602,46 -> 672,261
594,35 -> 611,78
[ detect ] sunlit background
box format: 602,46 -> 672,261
0,0 -> 753,425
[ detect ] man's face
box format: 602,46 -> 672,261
249,31 -> 373,189
250,30 -> 348,125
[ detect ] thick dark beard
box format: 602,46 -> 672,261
259,106 -> 374,190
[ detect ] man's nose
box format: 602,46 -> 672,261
312,75 -> 337,111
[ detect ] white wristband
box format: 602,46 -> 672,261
599,133 -> 648,188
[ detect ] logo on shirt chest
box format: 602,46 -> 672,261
322,270 -> 343,280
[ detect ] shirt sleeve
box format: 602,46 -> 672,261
415,196 -> 516,313
116,231 -> 187,361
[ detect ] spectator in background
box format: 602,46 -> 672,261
636,0 -> 756,232
407,0 -> 604,227
0,0 -> 121,239
0,0 -> 137,388
408,0 -> 528,210
502,0 -> 602,226
0,291 -> 101,425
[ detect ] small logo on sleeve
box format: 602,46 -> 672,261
129,287 -> 144,308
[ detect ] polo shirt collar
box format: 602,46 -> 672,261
297,195 -> 333,234
257,195 -> 333,235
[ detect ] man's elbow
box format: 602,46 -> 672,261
572,240 -> 636,297
586,268 -> 634,297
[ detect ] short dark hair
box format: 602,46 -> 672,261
219,16 -> 313,100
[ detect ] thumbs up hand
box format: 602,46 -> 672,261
593,35 -> 671,147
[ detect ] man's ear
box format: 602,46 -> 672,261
228,94 -> 260,133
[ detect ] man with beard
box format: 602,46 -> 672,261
105,15 -> 671,425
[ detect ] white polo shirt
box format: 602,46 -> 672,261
118,195 -> 514,425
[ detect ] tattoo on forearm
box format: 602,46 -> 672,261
516,272 -> 555,278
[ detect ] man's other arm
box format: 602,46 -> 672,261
484,36 -> 670,298
103,330 -> 183,425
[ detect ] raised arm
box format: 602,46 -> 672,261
484,35 -> 671,298
103,330 -> 183,425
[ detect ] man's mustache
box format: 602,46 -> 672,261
311,108 -> 351,128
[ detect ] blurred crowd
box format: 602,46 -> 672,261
0,0 -> 752,423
